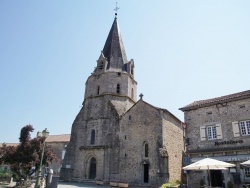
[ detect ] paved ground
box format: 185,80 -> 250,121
58,182 -> 110,188
0,181 -> 154,188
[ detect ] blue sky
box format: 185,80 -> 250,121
0,1 -> 249,143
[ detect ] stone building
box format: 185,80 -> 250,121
180,90 -> 250,187
1,135 -> 70,176
45,134 -> 70,174
60,15 -> 184,186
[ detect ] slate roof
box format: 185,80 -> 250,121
45,134 -> 70,143
180,89 -> 250,111
102,16 -> 128,70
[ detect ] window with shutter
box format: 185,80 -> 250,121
216,124 -> 223,139
240,120 -> 250,136
200,126 -> 206,141
207,125 -> 217,140
232,121 -> 240,137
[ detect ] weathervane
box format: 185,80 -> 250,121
114,2 -> 119,16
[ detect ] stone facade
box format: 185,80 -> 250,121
45,134 -> 70,175
180,90 -> 250,187
60,16 -> 184,186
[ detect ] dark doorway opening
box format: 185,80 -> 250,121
210,170 -> 223,187
144,164 -> 149,183
89,157 -> 96,179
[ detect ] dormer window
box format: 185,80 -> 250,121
117,84 -> 120,94
99,62 -> 104,70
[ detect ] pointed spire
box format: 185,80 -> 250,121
102,16 -> 128,71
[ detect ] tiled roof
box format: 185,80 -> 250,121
45,134 -> 70,143
0,143 -> 19,147
0,134 -> 71,147
180,89 -> 250,111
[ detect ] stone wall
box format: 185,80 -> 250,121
119,100 -> 163,185
185,98 -> 250,151
61,94 -> 129,181
119,100 -> 183,186
162,116 -> 183,182
84,72 -> 137,102
47,142 -> 68,174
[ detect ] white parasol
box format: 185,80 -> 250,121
241,159 -> 250,168
183,158 -> 235,186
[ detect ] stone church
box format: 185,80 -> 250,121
60,15 -> 184,186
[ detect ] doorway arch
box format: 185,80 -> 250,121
89,157 -> 96,179
141,160 -> 150,184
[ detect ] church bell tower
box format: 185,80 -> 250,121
84,15 -> 137,103
60,14 -> 137,181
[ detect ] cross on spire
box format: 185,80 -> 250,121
114,2 -> 119,16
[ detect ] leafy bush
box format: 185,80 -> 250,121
0,172 -> 12,178
161,180 -> 181,188
12,172 -> 19,181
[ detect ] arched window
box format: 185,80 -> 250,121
99,62 -> 103,69
145,143 -> 149,157
91,130 -> 95,145
116,84 -> 120,94
97,86 -> 100,95
131,66 -> 134,75
131,88 -> 134,99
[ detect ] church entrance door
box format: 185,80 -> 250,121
89,157 -> 96,179
143,164 -> 149,183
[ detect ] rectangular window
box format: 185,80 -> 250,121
206,111 -> 212,115
239,104 -> 246,109
207,126 -> 217,140
244,168 -> 250,178
240,120 -> 250,136
91,130 -> 95,145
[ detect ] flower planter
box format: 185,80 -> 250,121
119,182 -> 128,188
110,181 -> 119,187
96,180 -> 104,185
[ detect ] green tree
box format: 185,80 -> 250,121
0,125 -> 56,181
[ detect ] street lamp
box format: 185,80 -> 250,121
35,128 -> 49,188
